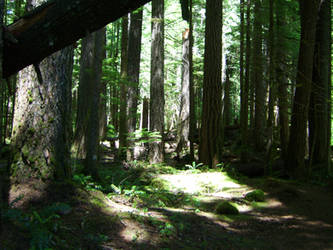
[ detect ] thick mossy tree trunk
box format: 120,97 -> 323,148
149,0 -> 165,164
176,28 -> 190,156
199,0 -> 223,168
309,0 -> 331,169
11,62 -> 73,184
11,0 -> 73,187
74,29 -> 105,179
127,9 -> 143,161
286,0 -> 319,178
11,45 -> 74,183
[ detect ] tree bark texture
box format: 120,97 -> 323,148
276,0 -> 289,162
267,0 -> 275,131
309,0 -> 331,168
127,9 -> 143,135
0,0 -> 7,234
199,0 -> 223,167
99,32 -> 107,141
224,56 -> 233,126
84,29 -> 105,179
11,47 -> 74,183
3,0 -> 151,77
286,0 -> 319,178
176,28 -> 190,156
188,0 -> 195,160
119,16 -> 129,158
109,21 -> 120,144
141,97 -> 149,131
149,0 -> 165,164
241,0 -> 251,162
74,29 -> 104,179
328,1 -> 332,174
127,9 -> 143,160
99,79 -> 107,140
239,0 -> 247,161
252,0 -> 265,152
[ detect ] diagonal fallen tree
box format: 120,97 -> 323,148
3,0 -> 151,78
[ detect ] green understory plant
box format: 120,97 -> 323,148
3,202 -> 71,249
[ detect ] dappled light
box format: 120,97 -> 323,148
157,171 -> 242,195
1,0 -> 332,248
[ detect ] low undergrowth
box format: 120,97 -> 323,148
2,160 -> 333,249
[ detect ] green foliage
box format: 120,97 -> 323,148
215,201 -> 239,215
159,222 -> 176,237
3,203 -> 71,249
106,124 -> 117,138
245,189 -> 265,202
73,174 -> 103,191
185,161 -> 204,170
128,129 -> 163,145
86,233 -> 109,245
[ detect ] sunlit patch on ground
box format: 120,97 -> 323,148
157,172 -> 244,195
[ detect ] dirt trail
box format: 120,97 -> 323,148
97,170 -> 333,250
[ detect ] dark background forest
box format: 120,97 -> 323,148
0,0 -> 332,249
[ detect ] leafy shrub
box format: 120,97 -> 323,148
3,203 -> 71,249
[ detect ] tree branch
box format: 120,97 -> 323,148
3,0 -> 150,78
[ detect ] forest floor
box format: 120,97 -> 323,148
3,145 -> 333,249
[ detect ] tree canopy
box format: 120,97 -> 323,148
3,0 -> 151,77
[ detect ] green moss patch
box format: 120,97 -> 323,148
245,189 -> 265,202
215,201 -> 239,215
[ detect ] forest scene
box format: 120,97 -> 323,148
0,0 -> 333,249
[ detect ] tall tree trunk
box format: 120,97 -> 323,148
241,0 -> 251,162
248,0 -> 254,142
199,0 -> 223,167
309,0 -> 331,169
266,0 -> 275,137
0,82 -> 2,145
252,0 -> 265,152
239,0 -> 247,161
74,29 -> 105,179
286,0 -> 319,178
224,56 -> 233,126
176,28 -> 190,156
110,21 -> 120,147
84,29 -> 105,179
328,1 -> 332,174
11,0 -> 73,188
276,0 -> 289,162
149,0 -> 165,164
127,9 -> 143,161
99,79 -> 107,140
0,0 -> 6,234
119,16 -> 129,159
188,0 -> 195,160
11,42 -> 74,183
99,33 -> 107,141
141,97 -> 149,131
